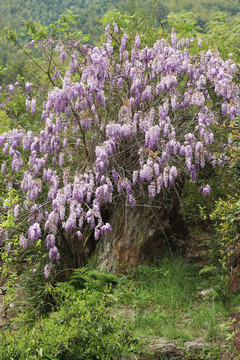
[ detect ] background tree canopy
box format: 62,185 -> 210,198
0,0 -> 240,84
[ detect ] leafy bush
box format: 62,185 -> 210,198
4,267 -> 120,328
0,285 -> 136,360
207,116 -> 240,293
211,195 -> 240,293
204,11 -> 240,62
167,9 -> 202,38
69,267 -> 119,290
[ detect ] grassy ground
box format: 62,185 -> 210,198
1,255 -> 240,359
111,256 -> 240,358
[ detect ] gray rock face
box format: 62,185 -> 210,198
146,338 -> 183,359
185,340 -> 209,353
142,337 -> 211,359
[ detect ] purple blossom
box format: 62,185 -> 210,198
49,246 -> 60,261
153,163 -> 160,177
169,166 -> 178,186
113,22 -> 118,33
45,234 -> 56,250
0,229 -> 7,244
94,227 -> 100,240
70,60 -> 78,73
163,167 -> 169,188
0,132 -> 7,146
76,231 -> 82,240
28,223 -> 41,242
148,182 -> 156,198
20,235 -> 28,250
60,51 -> 68,64
52,157 -> 57,167
128,194 -> 136,208
132,171 -> 138,185
190,165 -> 197,181
145,126 -> 160,150
44,264 -> 50,279
26,99 -> 31,111
171,32 -> 178,47
25,82 -> 32,92
141,86 -> 151,102
76,139 -> 81,147
221,103 -> 228,114
31,98 -> 37,114
112,170 -> 118,184
191,91 -> 205,107
13,204 -> 20,218
135,35 -> 141,49
199,184 -> 212,199
64,212 -> 77,232
100,223 -> 112,236
59,152 -> 64,167
9,84 -> 14,94
157,175 -> 163,194
1,162 -> 6,174
139,164 -> 153,183
28,40 -> 35,48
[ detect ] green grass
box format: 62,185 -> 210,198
111,256 -> 239,348
1,255 -> 240,359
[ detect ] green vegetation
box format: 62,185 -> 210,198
1,257 -> 240,359
0,1 -> 240,358
116,258 -> 227,340
0,283 -> 136,359
0,0 -> 240,81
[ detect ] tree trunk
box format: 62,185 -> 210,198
91,180 -> 188,271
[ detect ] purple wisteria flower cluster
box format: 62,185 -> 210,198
0,27 -> 239,277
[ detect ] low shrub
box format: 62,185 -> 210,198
211,195 -> 240,294
0,286 -> 136,360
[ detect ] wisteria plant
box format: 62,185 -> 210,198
0,23 -> 239,277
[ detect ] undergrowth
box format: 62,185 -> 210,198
114,257 -> 237,343
0,256 -> 240,359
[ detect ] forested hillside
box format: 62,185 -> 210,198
0,0 -> 239,75
1,0 -> 239,30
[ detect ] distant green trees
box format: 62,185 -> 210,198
165,9 -> 240,62
0,0 -> 240,81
